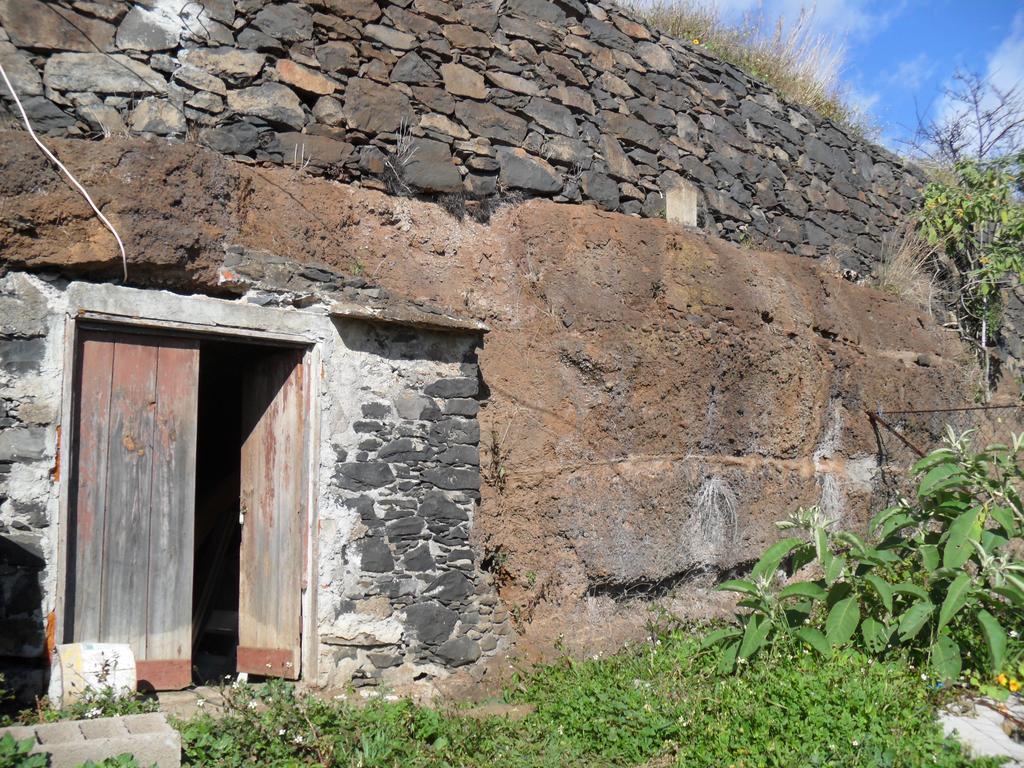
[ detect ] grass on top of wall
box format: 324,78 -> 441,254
628,0 -> 877,137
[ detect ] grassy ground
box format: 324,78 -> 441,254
170,628 -> 1001,768
2,629 -> 1006,767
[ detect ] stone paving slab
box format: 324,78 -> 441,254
0,713 -> 180,768
941,696 -> 1024,767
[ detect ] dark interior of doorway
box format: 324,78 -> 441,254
191,339 -> 281,684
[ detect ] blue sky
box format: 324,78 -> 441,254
698,1 -> 1024,151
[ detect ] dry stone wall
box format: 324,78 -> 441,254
0,0 -> 923,272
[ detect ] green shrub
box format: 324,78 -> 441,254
0,734 -> 46,768
708,430 -> 1024,689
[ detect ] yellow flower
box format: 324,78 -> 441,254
692,38 -> 701,45
997,673 -> 1008,686
1011,679 -> 1021,693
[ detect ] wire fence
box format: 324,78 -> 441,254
867,402 -> 1024,502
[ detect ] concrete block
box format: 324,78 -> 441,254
34,721 -> 84,744
0,713 -> 181,768
78,717 -> 130,739
665,180 -> 699,228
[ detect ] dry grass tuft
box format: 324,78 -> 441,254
873,224 -> 941,313
629,1 -> 874,135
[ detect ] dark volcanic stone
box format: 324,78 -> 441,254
335,462 -> 396,490
419,492 -> 470,522
402,543 -> 435,571
315,41 -> 359,75
424,570 -> 474,602
523,98 -> 577,137
21,98 -> 75,133
435,445 -> 480,466
424,377 -> 477,398
581,171 -> 619,211
386,515 -> 426,540
343,77 -> 414,134
435,636 -> 481,666
422,467 -> 480,491
253,3 -> 313,42
360,536 -> 394,572
428,418 -> 480,446
497,148 -> 562,193
443,398 -> 479,417
403,138 -> 463,193
404,601 -> 457,645
453,101 -> 528,145
390,51 -> 437,83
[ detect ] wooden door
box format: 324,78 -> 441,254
68,329 -> 199,690
237,348 -> 307,679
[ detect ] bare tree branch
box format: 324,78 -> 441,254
903,70 -> 1024,166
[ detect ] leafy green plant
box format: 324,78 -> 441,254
9,687 -> 158,727
919,152 -> 1024,392
0,734 -> 46,768
76,757 -> 142,768
709,429 -> 1024,683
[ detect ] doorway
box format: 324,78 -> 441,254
64,326 -> 310,690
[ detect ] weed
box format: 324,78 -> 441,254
709,430 -> 1024,687
874,223 -> 941,313
381,118 -> 418,196
631,0 -> 876,135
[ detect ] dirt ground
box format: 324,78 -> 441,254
0,131 -> 981,663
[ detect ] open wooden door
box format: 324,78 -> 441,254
68,329 -> 199,690
237,348 -> 307,679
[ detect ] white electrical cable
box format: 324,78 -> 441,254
0,61 -> 128,280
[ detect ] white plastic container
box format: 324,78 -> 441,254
48,643 -> 136,707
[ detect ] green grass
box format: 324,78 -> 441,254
2,632 -> 1003,767
173,629 -> 1001,768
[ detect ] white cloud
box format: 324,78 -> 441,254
887,53 -> 937,91
846,85 -> 881,115
697,0 -> 903,42
985,8 -> 1024,94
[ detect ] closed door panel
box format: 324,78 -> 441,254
68,330 -> 199,690
237,348 -> 307,679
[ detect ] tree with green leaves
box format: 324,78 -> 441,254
918,152 -> 1024,395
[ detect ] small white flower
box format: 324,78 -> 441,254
852,740 -> 859,747
293,735 -> 304,744
85,708 -> 102,719
278,729 -> 287,736
196,699 -> 206,708
921,674 -> 928,681
247,700 -> 258,710
1010,630 -> 1019,639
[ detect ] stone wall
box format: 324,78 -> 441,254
0,260 -> 504,699
0,0 -> 924,272
0,274 -> 64,699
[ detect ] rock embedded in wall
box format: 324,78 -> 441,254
0,0 -> 926,272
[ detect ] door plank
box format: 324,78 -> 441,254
145,339 -> 199,668
238,348 -> 306,679
99,336 -> 159,654
69,330 -> 116,642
